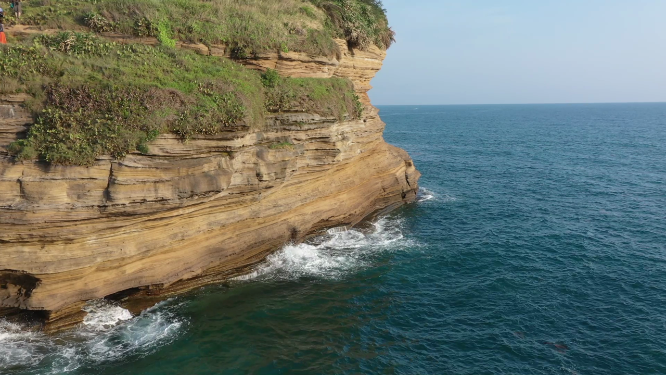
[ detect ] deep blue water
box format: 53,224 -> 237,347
2,103 -> 666,374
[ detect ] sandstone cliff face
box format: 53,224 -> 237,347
0,39 -> 419,329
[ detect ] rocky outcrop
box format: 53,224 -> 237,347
0,38 -> 419,331
224,39 -> 385,105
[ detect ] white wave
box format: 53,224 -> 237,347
0,320 -> 45,369
326,226 -> 348,235
0,320 -> 31,342
235,217 -> 414,281
82,299 -> 133,330
441,195 -> 457,203
81,301 -> 185,365
0,299 -> 187,374
417,187 -> 436,202
417,187 -> 457,203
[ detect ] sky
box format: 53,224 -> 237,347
370,0 -> 666,105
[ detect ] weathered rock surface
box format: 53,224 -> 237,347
0,40 -> 419,331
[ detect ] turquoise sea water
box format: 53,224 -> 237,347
2,103 -> 666,375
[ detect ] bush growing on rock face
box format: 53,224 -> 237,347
261,69 -> 281,89
309,0 -> 395,49
6,140 -> 36,161
16,86 -> 188,164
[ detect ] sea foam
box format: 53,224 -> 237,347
0,299 -> 186,374
417,187 -> 456,203
235,216 -> 415,281
82,299 -> 133,330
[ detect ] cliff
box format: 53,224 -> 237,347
0,36 -> 419,331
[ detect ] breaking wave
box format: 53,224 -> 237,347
0,299 -> 186,374
417,187 -> 456,203
417,187 -> 436,202
82,300 -> 133,330
235,216 -> 417,281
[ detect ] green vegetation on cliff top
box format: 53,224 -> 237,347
6,0 -> 394,54
1,0 -> 390,165
2,33 -> 361,165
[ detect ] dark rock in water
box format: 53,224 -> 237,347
542,341 -> 570,352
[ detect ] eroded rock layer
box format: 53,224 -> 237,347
0,41 -> 419,330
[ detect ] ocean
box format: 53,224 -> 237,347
2,103 -> 666,375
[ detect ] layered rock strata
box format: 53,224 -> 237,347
0,39 -> 419,331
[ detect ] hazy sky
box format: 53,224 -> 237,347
370,0 -> 666,105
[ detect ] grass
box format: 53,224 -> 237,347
263,69 -> 362,120
8,0 -> 392,54
1,33 -> 362,165
1,1 -> 384,165
10,0 -> 337,56
269,141 -> 295,150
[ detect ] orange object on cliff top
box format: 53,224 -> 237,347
0,5 -> 4,44
0,6 -> 4,43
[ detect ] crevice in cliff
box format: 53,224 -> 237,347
103,163 -> 114,205
17,168 -> 26,202
17,179 -> 25,201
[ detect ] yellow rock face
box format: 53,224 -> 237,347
0,42 -> 419,327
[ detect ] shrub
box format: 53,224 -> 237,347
156,20 -> 177,48
134,17 -> 156,37
7,139 -> 37,161
84,12 -> 116,33
311,0 -> 395,49
260,69 -> 281,89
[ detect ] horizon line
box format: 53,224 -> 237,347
374,101 -> 666,106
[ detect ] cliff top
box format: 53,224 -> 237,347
0,0 -> 391,165
2,0 -> 394,54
